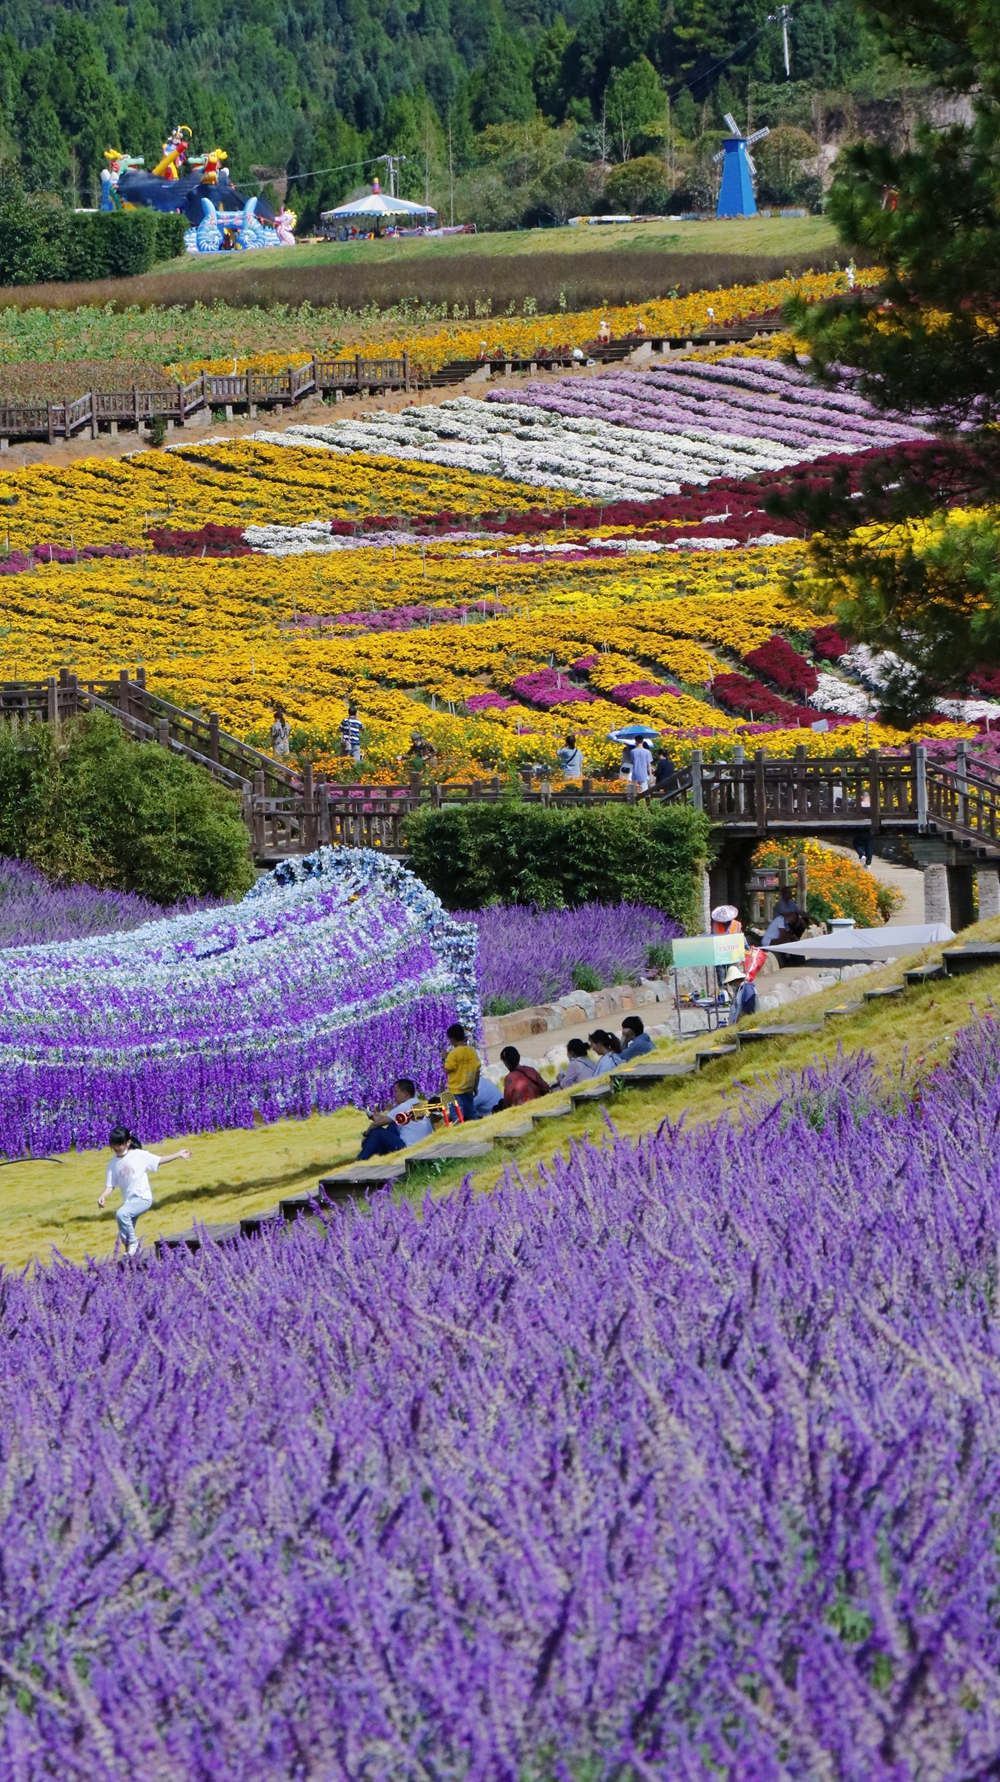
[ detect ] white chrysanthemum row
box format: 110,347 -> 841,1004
242,396 -> 814,502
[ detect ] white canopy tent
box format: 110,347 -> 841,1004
320,181 -> 437,226
768,923 -> 954,962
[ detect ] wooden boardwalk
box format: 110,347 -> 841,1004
5,674 -> 997,866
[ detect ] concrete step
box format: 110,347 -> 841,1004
942,945 -> 1000,975
904,963 -> 946,986
496,1120 -> 535,1140
863,985 -> 905,1002
570,1082 -> 613,1105
695,1044 -> 741,1068
742,1023 -> 824,1039
822,1002 -> 864,1019
405,1143 -> 494,1170
532,1102 -> 574,1121
157,1221 -> 240,1253
319,1162 -> 406,1194
239,1205 -> 280,1237
614,1060 -> 698,1082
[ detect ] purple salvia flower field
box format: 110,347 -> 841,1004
0,856 -> 212,947
1,1026 -> 999,1773
458,900 -> 682,1010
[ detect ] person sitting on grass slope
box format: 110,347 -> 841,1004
556,1037 -> 596,1088
357,1079 -> 434,1160
589,1030 -> 623,1075
98,1125 -> 192,1258
619,1015 -> 654,1061
500,1047 -> 549,1106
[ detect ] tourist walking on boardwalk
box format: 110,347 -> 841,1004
630,739 -> 653,795
340,704 -> 363,762
270,704 -> 291,759
557,733 -> 584,780
98,1126 -> 192,1257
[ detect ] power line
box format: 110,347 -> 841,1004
667,1 -> 796,101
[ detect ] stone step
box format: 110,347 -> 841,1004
695,1044 -> 741,1068
863,985 -> 905,1002
822,1002 -> 865,1019
904,963 -> 946,986
318,1162 -> 406,1194
942,945 -> 1000,975
570,1082 -> 613,1105
280,1192 -> 323,1221
614,1060 -> 698,1082
405,1143 -> 494,1170
496,1120 -> 534,1140
532,1101 -> 574,1120
157,1221 -> 240,1253
742,1022 -> 825,1039
240,1205 -> 280,1237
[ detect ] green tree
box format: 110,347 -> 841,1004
470,37 -> 537,131
603,151 -> 673,210
794,510 -> 1000,694
792,0 -> 1000,424
403,800 -> 711,924
532,16 -> 573,122
604,57 -> 666,160
0,714 -> 253,902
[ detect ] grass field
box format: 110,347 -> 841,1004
144,214 -> 838,274
0,215 -> 848,315
2,912 -> 994,1274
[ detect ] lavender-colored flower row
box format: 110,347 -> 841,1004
0,855 -> 215,948
488,355 -> 930,456
0,848 -> 479,1156
4,1025 -> 1000,1774
457,899 -> 682,1010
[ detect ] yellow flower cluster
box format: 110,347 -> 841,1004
0,443 -> 564,550
161,271 -> 880,377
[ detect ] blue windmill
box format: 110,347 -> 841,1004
713,113 -> 770,218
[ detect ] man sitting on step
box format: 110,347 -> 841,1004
619,1015 -> 654,1062
358,1078 -> 434,1159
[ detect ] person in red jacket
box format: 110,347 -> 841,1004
500,1046 -> 549,1105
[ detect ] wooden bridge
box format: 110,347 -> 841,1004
5,677 -> 999,881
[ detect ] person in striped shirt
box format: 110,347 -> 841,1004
339,704 -> 362,761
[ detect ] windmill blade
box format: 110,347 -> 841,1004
723,113 -> 741,136
746,127 -> 770,146
712,148 -> 727,164
746,153 -> 757,175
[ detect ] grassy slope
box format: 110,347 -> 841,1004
141,215 -> 837,277
0,216 -> 841,315
3,912 -> 997,1273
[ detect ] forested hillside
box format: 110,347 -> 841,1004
0,0 -> 878,227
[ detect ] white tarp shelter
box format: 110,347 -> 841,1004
769,923 -> 954,962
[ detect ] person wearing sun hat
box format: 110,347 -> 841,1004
725,964 -> 757,1024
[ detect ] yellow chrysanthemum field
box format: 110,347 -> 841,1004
0,273 -> 979,779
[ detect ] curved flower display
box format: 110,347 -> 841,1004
0,849 -> 479,1157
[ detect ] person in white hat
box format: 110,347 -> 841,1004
725,964 -> 757,1025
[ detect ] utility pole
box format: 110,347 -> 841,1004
377,152 -> 407,196
448,116 -> 454,226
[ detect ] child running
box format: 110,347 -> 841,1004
98,1125 -> 192,1257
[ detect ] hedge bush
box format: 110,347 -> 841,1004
403,800 -> 711,928
0,712 -> 254,902
0,169 -> 186,287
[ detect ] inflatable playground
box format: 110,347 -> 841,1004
101,128 -> 297,254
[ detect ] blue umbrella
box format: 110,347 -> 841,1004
608,724 -> 661,741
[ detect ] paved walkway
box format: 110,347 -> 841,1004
870,854 -> 926,925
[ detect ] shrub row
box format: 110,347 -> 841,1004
0,206 -> 186,288
402,800 -> 711,928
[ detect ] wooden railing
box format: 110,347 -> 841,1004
0,356 -> 414,445
7,684 -> 1000,864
